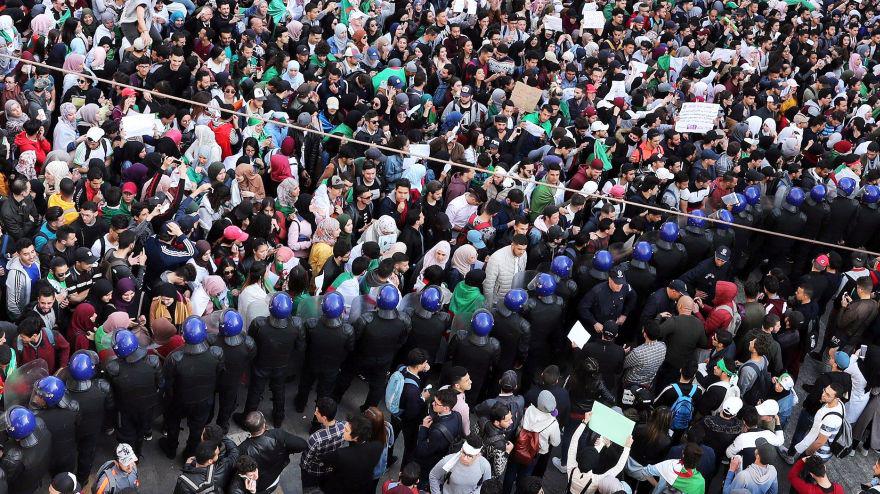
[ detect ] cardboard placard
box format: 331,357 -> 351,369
589,402 -> 635,447
510,81 -> 543,113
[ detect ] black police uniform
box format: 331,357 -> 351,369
679,227 -> 714,271
846,202 -> 880,250
819,195 -> 858,246
794,196 -> 831,273
763,205 -> 808,274
241,315 -> 302,426
160,342 -> 224,458
67,377 -> 113,483
105,350 -> 161,455
207,332 -> 256,432
732,209 -> 755,274
651,240 -> 687,285
34,398 -> 80,477
447,330 -> 501,403
490,305 -> 531,376
1,417 -> 51,494
399,306 -> 451,365
525,294 -> 565,379
294,315 -> 355,412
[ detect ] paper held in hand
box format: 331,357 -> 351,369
567,321 -> 591,349
589,402 -> 636,447
120,113 -> 156,138
674,102 -> 721,134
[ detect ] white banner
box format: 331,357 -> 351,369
675,102 -> 721,133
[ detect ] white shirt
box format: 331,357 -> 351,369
794,402 -> 844,459
91,234 -> 118,260
445,194 -> 477,230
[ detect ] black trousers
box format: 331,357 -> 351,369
294,367 -> 339,410
215,384 -> 241,431
165,400 -> 213,456
244,366 -> 288,422
334,361 -> 389,410
75,433 -> 98,483
117,406 -> 154,455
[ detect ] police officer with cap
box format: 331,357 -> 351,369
294,292 -> 355,413
447,309 -> 501,403
334,284 -> 411,410
681,245 -> 733,302
105,329 -> 161,456
208,309 -> 255,433
679,210 -> 714,271
763,187 -> 808,273
579,267 -> 637,339
651,221 -> 687,285
235,292 -> 302,428
819,177 -> 858,246
490,289 -> 531,387
31,376 -> 80,477
66,350 -> 113,484
399,286 -> 451,366
569,250 -> 614,326
641,280 -> 689,328
159,315 -> 224,459
847,184 -> 880,249
1,406 -> 50,494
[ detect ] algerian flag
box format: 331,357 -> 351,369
785,0 -> 816,10
267,0 -> 287,23
594,138 -> 612,171
371,67 -> 406,91
657,54 -> 671,72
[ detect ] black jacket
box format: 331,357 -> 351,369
173,438 -> 240,493
237,429 -> 307,492
322,441 -> 385,494
0,195 -> 39,240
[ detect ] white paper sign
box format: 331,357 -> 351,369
711,48 -> 736,63
523,120 -> 546,137
543,15 -> 563,32
675,102 -> 721,133
567,321 -> 591,349
581,11 -> 605,29
404,143 -> 430,170
121,113 -> 156,138
603,80 -> 627,101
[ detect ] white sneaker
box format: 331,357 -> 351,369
552,457 -> 566,473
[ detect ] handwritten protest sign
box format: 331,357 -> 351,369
581,11 -> 605,29
510,81 -> 543,113
675,102 -> 721,133
121,113 -> 156,138
543,15 -> 563,32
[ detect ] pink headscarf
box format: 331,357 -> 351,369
30,14 -> 54,37
202,275 -> 227,297
104,312 -> 132,333
62,54 -> 86,72
166,128 -> 183,145
87,46 -> 107,70
270,154 -> 292,182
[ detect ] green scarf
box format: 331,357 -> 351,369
449,282 -> 485,321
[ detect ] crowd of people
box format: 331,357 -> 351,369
0,0 -> 880,492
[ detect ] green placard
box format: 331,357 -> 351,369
588,402 -> 635,447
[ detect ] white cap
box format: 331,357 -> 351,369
722,396 -> 743,416
590,121 -> 609,132
755,399 -> 779,417
116,443 -> 138,466
327,97 -> 340,110
656,167 -> 674,181
86,127 -> 105,141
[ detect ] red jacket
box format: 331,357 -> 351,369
15,329 -> 70,374
787,458 -> 844,494
13,131 -> 51,168
699,280 -> 738,337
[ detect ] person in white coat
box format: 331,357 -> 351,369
566,416 -> 633,494
482,234 -> 528,308
504,390 -> 561,492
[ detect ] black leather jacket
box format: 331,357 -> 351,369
236,429 -> 307,492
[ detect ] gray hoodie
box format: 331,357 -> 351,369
723,463 -> 778,494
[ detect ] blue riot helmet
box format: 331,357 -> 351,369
112,329 -> 139,358
659,221 -> 679,242
687,210 -> 706,228
504,289 -> 528,313
744,185 -> 761,206
716,210 -> 734,229
785,187 -> 805,210
864,185 -> 880,204
322,292 -> 345,319
471,310 -> 494,337
810,184 -> 827,203
550,256 -> 573,278
633,241 -> 653,262
377,284 -> 400,310
69,351 -> 96,382
593,250 -> 613,272
219,310 -> 244,337
6,406 -> 37,447
731,193 -> 748,214
420,286 -> 442,312
268,292 -> 293,319
182,316 -> 209,352
838,177 -> 856,197
534,273 -> 557,297
35,376 -> 66,407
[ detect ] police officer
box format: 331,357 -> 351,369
105,329 -> 161,456
623,241 -> 657,300
573,250 -> 613,297
448,309 -> 501,403
652,221 -> 687,285
549,256 -> 578,308
208,309 -> 255,433
729,192 -> 755,275
235,292 -> 302,428
579,267 -> 637,338
763,187 -> 808,274
66,350 -> 113,484
399,286 -> 451,366
679,210 -> 714,271
490,289 -> 531,383
31,376 -> 80,477
294,292 -> 355,413
795,184 -> 831,273
526,273 -> 564,380
819,177 -> 858,246
1,406 -> 51,494
681,246 -> 732,302
159,316 -> 224,459
847,185 -> 880,249
334,284 -> 411,410
712,209 -> 736,251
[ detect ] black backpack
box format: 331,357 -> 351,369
740,360 -> 772,406
435,419 -> 465,455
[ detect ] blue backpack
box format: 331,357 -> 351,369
385,366 -> 418,417
671,383 -> 697,430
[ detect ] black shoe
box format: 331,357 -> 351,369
158,437 -> 177,459
143,431 -> 153,441
232,413 -> 247,429
293,398 -> 306,414
387,455 -> 399,469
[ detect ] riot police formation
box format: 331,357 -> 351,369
447,309 -> 501,403
489,289 -> 531,387
679,210 -> 714,271
847,185 -> 880,251
334,284 -> 411,410
819,177 -> 859,246
294,292 -> 355,413
763,187 -> 809,273
30,377 -> 79,478
236,292 -> 302,428
651,222 -> 688,285
622,241 -> 658,300
65,351 -> 113,484
398,286 -> 450,366
105,329 -> 161,456
1,407 -> 50,494
208,309 -> 256,433
524,273 -> 564,382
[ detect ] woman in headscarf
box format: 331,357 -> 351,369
185,125 -> 223,165
149,282 -> 193,329
76,103 -> 101,136
191,275 -> 228,316
190,240 -> 218,282
67,302 -> 97,352
336,214 -> 353,251
309,218 -> 341,275
53,102 -> 81,153
330,23 -> 349,56
565,422 -> 632,494
60,54 -> 86,98
282,180 -> 313,259
89,279 -> 117,323
117,141 -> 146,175
4,99 -> 28,135
850,53 -> 867,79
44,160 -> 71,197
267,153 -> 291,199
0,16 -> 21,53
359,215 -> 399,246
449,269 -> 486,323
758,117 -> 778,149
413,241 -> 450,291
149,317 -> 185,361
238,261 -> 269,327
112,278 -> 142,319
448,244 -> 477,290
236,162 -> 266,200
281,60 -> 304,88
15,150 -> 37,181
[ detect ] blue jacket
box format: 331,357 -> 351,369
143,234 -> 195,287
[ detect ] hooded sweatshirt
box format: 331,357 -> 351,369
723,463 -> 778,494
699,280 -> 738,338
521,391 -> 561,455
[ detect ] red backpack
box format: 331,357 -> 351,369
511,422 -> 553,465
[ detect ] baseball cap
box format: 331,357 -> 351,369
116,443 -> 138,466
329,176 -> 346,189
499,370 -> 519,391
610,184 -> 626,198
365,148 -> 387,162
655,167 -> 674,181
121,87 -> 137,97
602,320 -> 620,337
715,245 -> 731,262
387,75 -> 404,89
668,279 -> 688,294
121,182 -> 138,195
253,87 -> 267,101
755,437 -> 779,464
755,399 -> 779,416
814,254 -> 830,268
467,229 -> 486,249
366,47 -> 380,61
296,44 -> 309,56
326,96 -> 339,110
610,267 -> 625,284
590,121 -> 609,132
585,84 -> 598,93
86,127 -> 105,141
223,225 -> 249,243
75,247 -> 98,265
460,85 -> 473,96
132,37 -> 147,51
721,396 -> 743,416
835,350 -> 850,369
50,473 -> 80,494
777,373 -> 795,391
